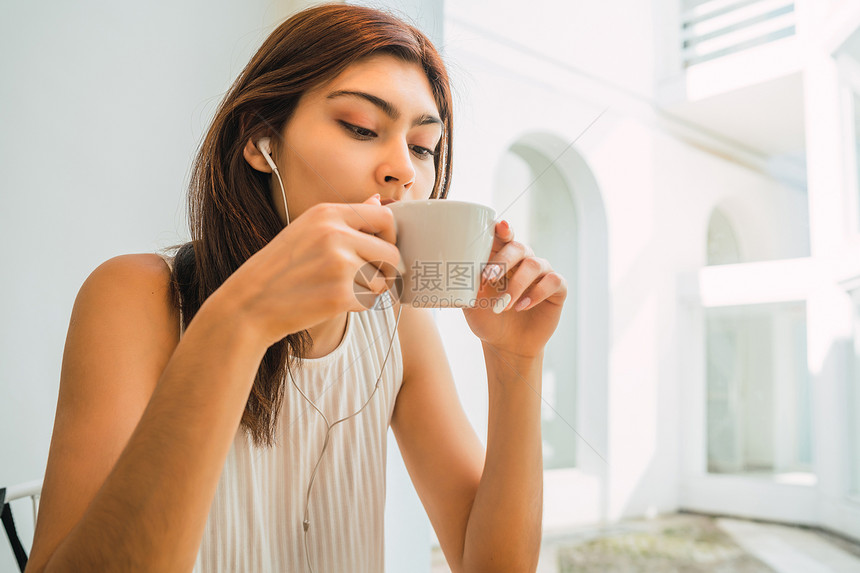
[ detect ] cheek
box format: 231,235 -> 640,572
407,188 -> 432,201
413,161 -> 437,197
285,129 -> 357,176
300,142 -> 374,201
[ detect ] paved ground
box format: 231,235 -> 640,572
430,514 -> 860,573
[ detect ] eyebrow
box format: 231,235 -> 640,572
326,89 -> 443,128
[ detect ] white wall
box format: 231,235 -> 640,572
0,0 -> 304,570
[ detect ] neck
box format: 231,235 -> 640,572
305,312 -> 349,359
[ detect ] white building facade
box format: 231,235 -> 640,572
415,0 -> 860,560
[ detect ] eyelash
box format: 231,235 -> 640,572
339,121 -> 437,159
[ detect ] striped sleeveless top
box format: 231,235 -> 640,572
158,254 -> 403,572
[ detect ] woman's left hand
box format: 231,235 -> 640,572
463,220 -> 567,358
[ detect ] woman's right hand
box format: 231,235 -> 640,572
207,194 -> 400,348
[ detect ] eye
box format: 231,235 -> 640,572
339,121 -> 376,139
410,145 -> 437,160
340,120 -> 438,160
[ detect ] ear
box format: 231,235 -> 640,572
242,137 -> 274,173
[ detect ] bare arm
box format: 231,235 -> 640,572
390,306 -> 542,573
461,346 -> 543,572
27,200 -> 399,573
26,256 -> 268,573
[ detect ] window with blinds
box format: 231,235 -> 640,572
682,0 -> 796,67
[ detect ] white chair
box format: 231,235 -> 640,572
1,479 -> 42,572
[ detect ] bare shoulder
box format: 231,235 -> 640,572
26,253 -> 181,572
85,253 -> 174,297
66,252 -> 182,401
79,253 -> 180,338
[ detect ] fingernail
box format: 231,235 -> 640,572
493,293 -> 512,314
482,264 -> 494,282
514,296 -> 531,312
372,193 -> 381,202
501,220 -> 511,234
483,264 -> 501,283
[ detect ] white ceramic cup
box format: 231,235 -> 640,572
386,200 -> 496,308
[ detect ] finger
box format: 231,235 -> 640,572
335,201 -> 397,245
488,219 -> 515,257
512,270 -> 567,312
482,240 -> 534,285
493,257 -> 552,311
351,283 -> 382,311
352,254 -> 393,294
350,229 -> 403,280
497,219 -> 514,241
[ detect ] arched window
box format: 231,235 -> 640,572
494,143 -> 577,469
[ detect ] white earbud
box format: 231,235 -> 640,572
257,137 -> 290,226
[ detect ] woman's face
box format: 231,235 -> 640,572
263,53 -> 443,224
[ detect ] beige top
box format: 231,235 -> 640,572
158,254 -> 403,572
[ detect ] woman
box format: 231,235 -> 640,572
26,4 -> 566,572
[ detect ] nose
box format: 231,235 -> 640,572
375,140 -> 415,193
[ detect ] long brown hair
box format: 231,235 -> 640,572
161,3 -> 453,447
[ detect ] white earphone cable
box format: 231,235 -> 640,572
293,300 -> 401,573
263,142 -> 400,573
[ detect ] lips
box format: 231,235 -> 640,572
380,198 -> 398,206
